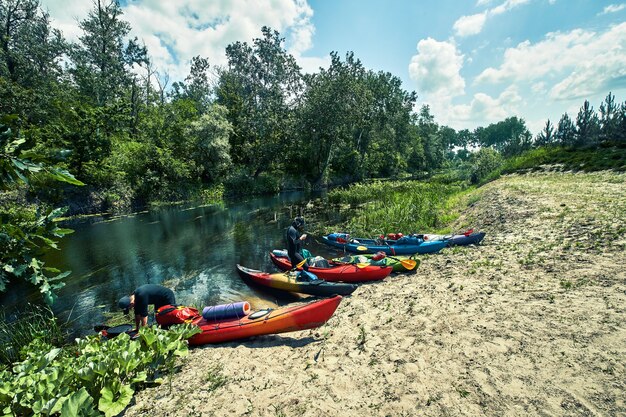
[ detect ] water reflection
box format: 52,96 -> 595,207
0,190 -> 344,336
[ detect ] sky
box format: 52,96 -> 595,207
40,0 -> 626,135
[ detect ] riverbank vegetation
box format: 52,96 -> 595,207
1,1 -> 625,414
0,324 -> 200,416
1,0 -> 625,216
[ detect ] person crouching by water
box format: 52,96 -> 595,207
118,284 -> 176,331
286,216 -> 309,271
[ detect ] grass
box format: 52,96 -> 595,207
325,180 -> 472,236
0,304 -> 66,365
483,144 -> 626,184
204,364 -> 228,392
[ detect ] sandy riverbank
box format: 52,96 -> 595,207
124,170 -> 625,417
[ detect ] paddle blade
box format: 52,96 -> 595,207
356,246 -> 368,251
400,259 -> 418,271
356,263 -> 370,268
296,259 -> 307,268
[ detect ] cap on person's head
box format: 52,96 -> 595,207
118,296 -> 131,315
294,216 -> 305,228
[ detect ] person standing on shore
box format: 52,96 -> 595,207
286,216 -> 308,270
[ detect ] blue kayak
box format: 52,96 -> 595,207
321,235 -> 446,255
423,231 -> 486,247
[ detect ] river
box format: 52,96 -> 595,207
0,190 -> 345,337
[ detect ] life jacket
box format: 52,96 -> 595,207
156,305 -> 201,326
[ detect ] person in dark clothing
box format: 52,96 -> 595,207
286,216 -> 308,270
118,284 -> 176,331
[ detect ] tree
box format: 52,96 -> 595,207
555,112 -> 576,146
171,56 -> 213,114
535,119 -> 555,147
575,100 -> 600,147
70,0 -> 147,106
216,27 -> 302,178
474,116 -> 532,156
0,0 -> 67,126
184,104 -> 232,183
0,115 -> 83,304
599,92 -> 619,143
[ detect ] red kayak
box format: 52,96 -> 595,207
187,295 -> 342,345
270,252 -> 392,283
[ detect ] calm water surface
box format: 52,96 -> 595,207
0,191 -> 345,336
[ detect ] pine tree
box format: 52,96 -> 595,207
575,100 -> 600,147
555,113 -> 576,146
535,119 -> 554,147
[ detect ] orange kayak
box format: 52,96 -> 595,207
187,295 -> 342,345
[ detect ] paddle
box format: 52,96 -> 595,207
355,246 -> 417,271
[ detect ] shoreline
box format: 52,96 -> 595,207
123,170 -> 626,416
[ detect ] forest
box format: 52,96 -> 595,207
1,0 -> 626,301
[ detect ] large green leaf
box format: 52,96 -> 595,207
98,383 -> 134,417
60,387 -> 98,417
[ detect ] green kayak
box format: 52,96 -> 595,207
331,254 -> 420,273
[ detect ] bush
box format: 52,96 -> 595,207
0,324 -> 201,416
223,169 -> 282,196
470,148 -> 503,184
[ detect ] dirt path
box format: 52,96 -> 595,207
124,171 -> 626,417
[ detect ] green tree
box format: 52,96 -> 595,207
0,0 -> 67,126
575,100 -> 600,147
70,0 -> 146,106
535,119 -> 555,147
555,112 -> 576,146
217,26 -> 302,178
171,56 -> 213,114
599,92 -> 619,143
185,104 -> 233,183
476,116 -> 532,156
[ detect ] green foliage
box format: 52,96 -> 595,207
0,304 -> 65,365
217,26 -> 302,178
185,104 -> 233,183
327,180 -> 465,235
0,324 -> 201,416
223,169 -> 281,196
1,117 -> 83,302
470,148 -> 503,184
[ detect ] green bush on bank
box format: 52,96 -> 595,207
223,170 -> 282,196
0,324 -> 200,417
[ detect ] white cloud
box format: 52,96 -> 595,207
41,0 -> 325,83
454,0 -> 532,37
600,4 -> 626,15
425,86 -> 523,129
408,38 -> 465,98
453,13 -> 487,37
476,23 -> 626,100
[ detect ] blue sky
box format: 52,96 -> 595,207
42,0 -> 626,134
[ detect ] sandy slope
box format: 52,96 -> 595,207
123,171 -> 625,417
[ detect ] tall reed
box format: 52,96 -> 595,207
327,180 -> 468,236
0,304 -> 66,365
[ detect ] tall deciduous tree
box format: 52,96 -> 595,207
70,0 -> 146,106
185,104 -> 233,183
217,27 -> 302,178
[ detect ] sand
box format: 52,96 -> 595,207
123,171 -> 626,417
